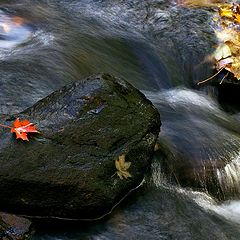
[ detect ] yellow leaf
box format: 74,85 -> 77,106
215,29 -> 236,43
226,41 -> 240,56
230,57 -> 240,79
235,14 -> 240,24
114,154 -> 132,180
219,7 -> 234,19
154,143 -> 161,152
214,44 -> 231,61
177,0 -> 222,8
199,3 -> 240,83
217,57 -> 233,69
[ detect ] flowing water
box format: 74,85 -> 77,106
1,0 -> 240,239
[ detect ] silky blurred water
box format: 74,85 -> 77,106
0,0 -> 240,239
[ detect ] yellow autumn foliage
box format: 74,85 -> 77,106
114,154 -> 132,180
179,1 -> 240,82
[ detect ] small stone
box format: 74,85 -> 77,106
0,212 -> 32,240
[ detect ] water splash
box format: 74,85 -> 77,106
151,163 -> 240,226
189,189 -> 240,225
146,88 -> 240,198
217,154 -> 240,196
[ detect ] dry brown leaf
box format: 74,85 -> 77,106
115,154 -> 132,180
215,28 -> 237,43
217,57 -> 233,69
214,44 -> 231,61
229,57 -> 240,79
235,14 -> 240,24
208,3 -> 240,82
193,2 -> 240,84
177,0 -> 223,8
154,143 -> 161,152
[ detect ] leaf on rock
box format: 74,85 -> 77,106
219,5 -> 234,19
215,29 -> 231,42
217,57 -> 233,69
177,0 -> 223,8
154,143 -> 161,152
235,14 -> 240,24
228,57 -> 240,79
214,44 -> 232,61
11,118 -> 39,141
115,154 -> 132,180
212,4 -> 240,81
198,3 -> 240,84
219,4 -> 240,24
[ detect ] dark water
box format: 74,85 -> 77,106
1,0 -> 240,239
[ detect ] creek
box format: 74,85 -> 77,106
0,0 -> 240,239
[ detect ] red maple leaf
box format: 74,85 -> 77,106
10,118 -> 39,141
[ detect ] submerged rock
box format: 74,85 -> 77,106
0,74 -> 160,220
0,212 -> 32,239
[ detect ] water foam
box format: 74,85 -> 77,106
194,192 -> 240,225
144,88 -> 220,111
217,155 -> 240,196
173,187 -> 240,225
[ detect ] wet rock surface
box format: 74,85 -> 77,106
213,79 -> 240,113
0,73 -> 160,219
0,212 -> 32,240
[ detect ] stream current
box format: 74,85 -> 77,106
0,0 -> 240,239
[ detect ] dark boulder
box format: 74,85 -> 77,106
0,74 -> 160,220
0,212 -> 32,240
214,79 -> 240,113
